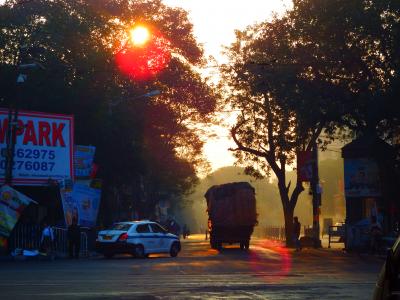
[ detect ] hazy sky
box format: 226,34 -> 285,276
163,0 -> 292,171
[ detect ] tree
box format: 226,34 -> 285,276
0,0 -> 217,222
289,0 -> 400,143
220,0 -> 400,246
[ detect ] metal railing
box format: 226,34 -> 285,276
9,224 -> 88,258
265,226 -> 286,241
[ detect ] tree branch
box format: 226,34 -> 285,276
230,121 -> 268,158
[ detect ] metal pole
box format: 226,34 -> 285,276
312,142 -> 322,248
4,107 -> 14,184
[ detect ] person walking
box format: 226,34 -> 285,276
293,216 -> 301,251
67,218 -> 81,259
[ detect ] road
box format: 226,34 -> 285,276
0,235 -> 382,299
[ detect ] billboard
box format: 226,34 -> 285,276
344,158 -> 381,198
0,109 -> 74,185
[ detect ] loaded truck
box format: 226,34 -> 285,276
205,182 -> 257,250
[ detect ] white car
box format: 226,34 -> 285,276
96,220 -> 181,258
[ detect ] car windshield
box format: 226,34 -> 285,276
108,223 -> 132,231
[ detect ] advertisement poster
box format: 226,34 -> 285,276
71,183 -> 101,228
74,145 -> 96,179
0,109 -> 74,185
60,179 -> 78,226
344,158 -> 381,198
0,185 -> 35,237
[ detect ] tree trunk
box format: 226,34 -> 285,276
283,205 -> 295,247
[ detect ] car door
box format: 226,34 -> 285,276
135,224 -> 155,253
150,223 -> 169,253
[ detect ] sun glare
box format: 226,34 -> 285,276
130,26 -> 150,46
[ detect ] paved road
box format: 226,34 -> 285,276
0,235 -> 383,299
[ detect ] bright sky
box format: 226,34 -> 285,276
163,0 -> 292,171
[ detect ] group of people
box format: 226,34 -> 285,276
40,218 -> 81,259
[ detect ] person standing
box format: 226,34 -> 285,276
40,221 -> 54,255
67,218 -> 81,259
293,216 -> 301,251
370,215 -> 383,254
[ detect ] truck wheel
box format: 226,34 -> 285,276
244,240 -> 250,250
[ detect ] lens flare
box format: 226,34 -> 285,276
116,28 -> 171,81
249,239 -> 292,283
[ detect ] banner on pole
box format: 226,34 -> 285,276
0,185 -> 36,237
297,151 -> 315,182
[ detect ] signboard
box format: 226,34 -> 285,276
74,145 -> 96,179
297,151 -> 315,182
344,158 -> 381,198
0,109 -> 74,185
0,185 -> 35,237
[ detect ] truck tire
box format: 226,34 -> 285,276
240,242 -> 245,250
244,240 -> 250,250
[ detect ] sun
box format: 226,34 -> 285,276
130,26 -> 150,46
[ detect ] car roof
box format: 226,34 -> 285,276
115,220 -> 156,226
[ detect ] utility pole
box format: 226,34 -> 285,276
311,141 -> 322,248
4,47 -> 26,185
4,45 -> 43,185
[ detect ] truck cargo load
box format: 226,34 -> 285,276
205,182 -> 257,250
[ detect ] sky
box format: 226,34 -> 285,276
163,0 -> 293,171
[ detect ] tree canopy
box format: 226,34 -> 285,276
0,0 -> 217,221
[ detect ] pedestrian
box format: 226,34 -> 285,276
40,221 -> 54,256
67,217 -> 81,259
293,216 -> 301,251
369,215 -> 383,254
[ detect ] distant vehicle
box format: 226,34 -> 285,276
205,182 -> 257,250
373,235 -> 400,299
96,220 -> 181,258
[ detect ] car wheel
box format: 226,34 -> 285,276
134,245 -> 145,258
170,242 -> 179,257
104,252 -> 114,259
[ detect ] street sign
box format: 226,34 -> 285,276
0,109 -> 74,185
